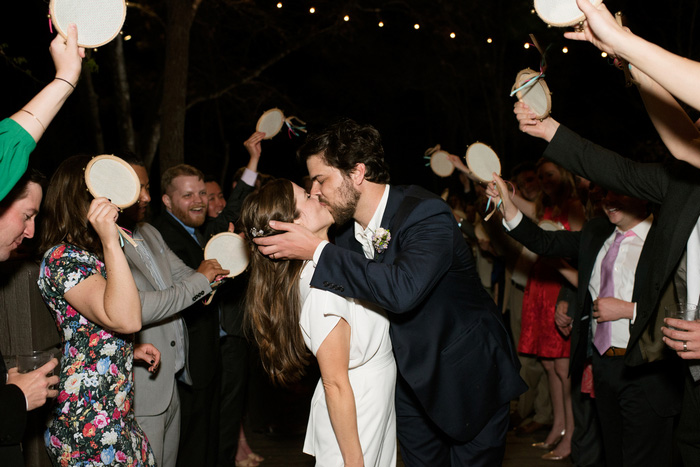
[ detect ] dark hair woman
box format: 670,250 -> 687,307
241,179 -> 396,467
38,154 -> 159,466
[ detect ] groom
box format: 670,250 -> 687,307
255,119 -> 526,466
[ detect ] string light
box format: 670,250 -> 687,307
601,52 -> 608,57
378,21 -> 384,27
414,23 -> 420,30
450,32 -> 456,39
343,15 -> 350,22
124,35 -> 132,41
562,46 -> 569,53
486,37 -> 493,44
309,7 -> 315,14
523,43 -> 530,49
276,2 -> 282,8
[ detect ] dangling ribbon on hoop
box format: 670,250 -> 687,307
285,116 -> 307,138
483,179 -> 517,222
510,34 -> 550,97
423,144 -> 441,167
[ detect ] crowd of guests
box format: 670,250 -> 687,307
4,0 -> 700,466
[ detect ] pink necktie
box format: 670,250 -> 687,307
593,230 -> 635,355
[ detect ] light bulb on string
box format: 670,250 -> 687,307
344,15 -> 350,22
601,52 -> 608,58
124,34 -> 132,41
562,47 -> 569,53
309,7 -> 315,13
450,32 -> 456,39
486,37 -> 493,44
276,2 -> 282,8
414,23 -> 420,30
524,43 -> 530,49
378,21 -> 384,27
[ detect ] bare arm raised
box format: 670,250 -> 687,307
565,0 -> 700,112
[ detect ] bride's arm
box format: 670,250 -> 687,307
316,318 -> 364,467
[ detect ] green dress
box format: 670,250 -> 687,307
38,244 -> 155,467
0,118 -> 35,201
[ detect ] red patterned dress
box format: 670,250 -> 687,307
517,205 -> 573,358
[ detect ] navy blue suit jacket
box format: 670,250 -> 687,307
312,185 -> 526,442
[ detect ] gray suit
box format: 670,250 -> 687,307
124,223 -> 211,467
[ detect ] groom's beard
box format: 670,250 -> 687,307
323,176 -> 360,226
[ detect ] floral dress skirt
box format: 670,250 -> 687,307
38,244 -> 155,467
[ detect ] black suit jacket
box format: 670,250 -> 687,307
0,349 -> 27,467
152,212 -> 218,389
545,125 -> 700,369
312,185 -> 526,442
151,181 -> 254,387
508,215 -> 682,415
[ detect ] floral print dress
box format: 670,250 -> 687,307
38,244 -> 155,467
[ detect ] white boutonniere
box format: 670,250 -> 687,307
372,228 -> 391,254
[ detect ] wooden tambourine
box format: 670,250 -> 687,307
49,0 -> 127,48
465,142 -> 501,183
538,219 -> 565,231
84,155 -> 140,208
533,0 -> 603,28
429,150 -> 455,177
204,233 -> 250,278
512,68 -> 552,120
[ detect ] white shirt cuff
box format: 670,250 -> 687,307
313,240 -> 330,266
503,210 -> 524,231
631,303 -> 637,324
239,168 -> 258,187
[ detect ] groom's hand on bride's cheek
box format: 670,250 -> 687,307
253,221 -> 320,261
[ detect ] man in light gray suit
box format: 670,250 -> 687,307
119,154 -> 227,467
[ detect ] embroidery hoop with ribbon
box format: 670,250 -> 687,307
49,0 -> 127,48
256,108 -> 307,139
510,35 -> 552,120
423,144 -> 455,177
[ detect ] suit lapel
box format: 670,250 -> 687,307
123,227 -> 161,291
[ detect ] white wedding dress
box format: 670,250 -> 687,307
299,261 -> 397,467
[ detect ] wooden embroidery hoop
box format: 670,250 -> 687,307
49,0 -> 127,48
512,68 -> 552,120
84,155 -> 140,208
533,0 -> 603,28
465,142 -> 501,183
204,232 -> 250,278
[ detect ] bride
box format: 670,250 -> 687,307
241,179 -> 396,467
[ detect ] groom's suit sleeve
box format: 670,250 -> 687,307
311,197 -> 455,313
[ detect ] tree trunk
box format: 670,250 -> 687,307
107,34 -> 136,153
159,0 -> 202,174
81,63 -> 105,154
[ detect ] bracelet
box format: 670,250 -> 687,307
54,77 -> 76,90
19,109 -> 46,131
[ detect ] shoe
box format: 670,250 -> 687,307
531,430 -> 565,450
515,421 -> 550,435
542,451 -> 570,461
247,453 -> 264,463
235,458 -> 259,467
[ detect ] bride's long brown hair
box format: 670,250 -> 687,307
240,179 -> 309,386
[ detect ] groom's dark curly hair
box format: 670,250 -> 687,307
297,118 -> 391,184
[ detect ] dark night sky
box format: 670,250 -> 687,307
2,0 -> 699,199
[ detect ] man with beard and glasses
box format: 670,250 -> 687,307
254,119 -> 526,466
117,155 -> 227,467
